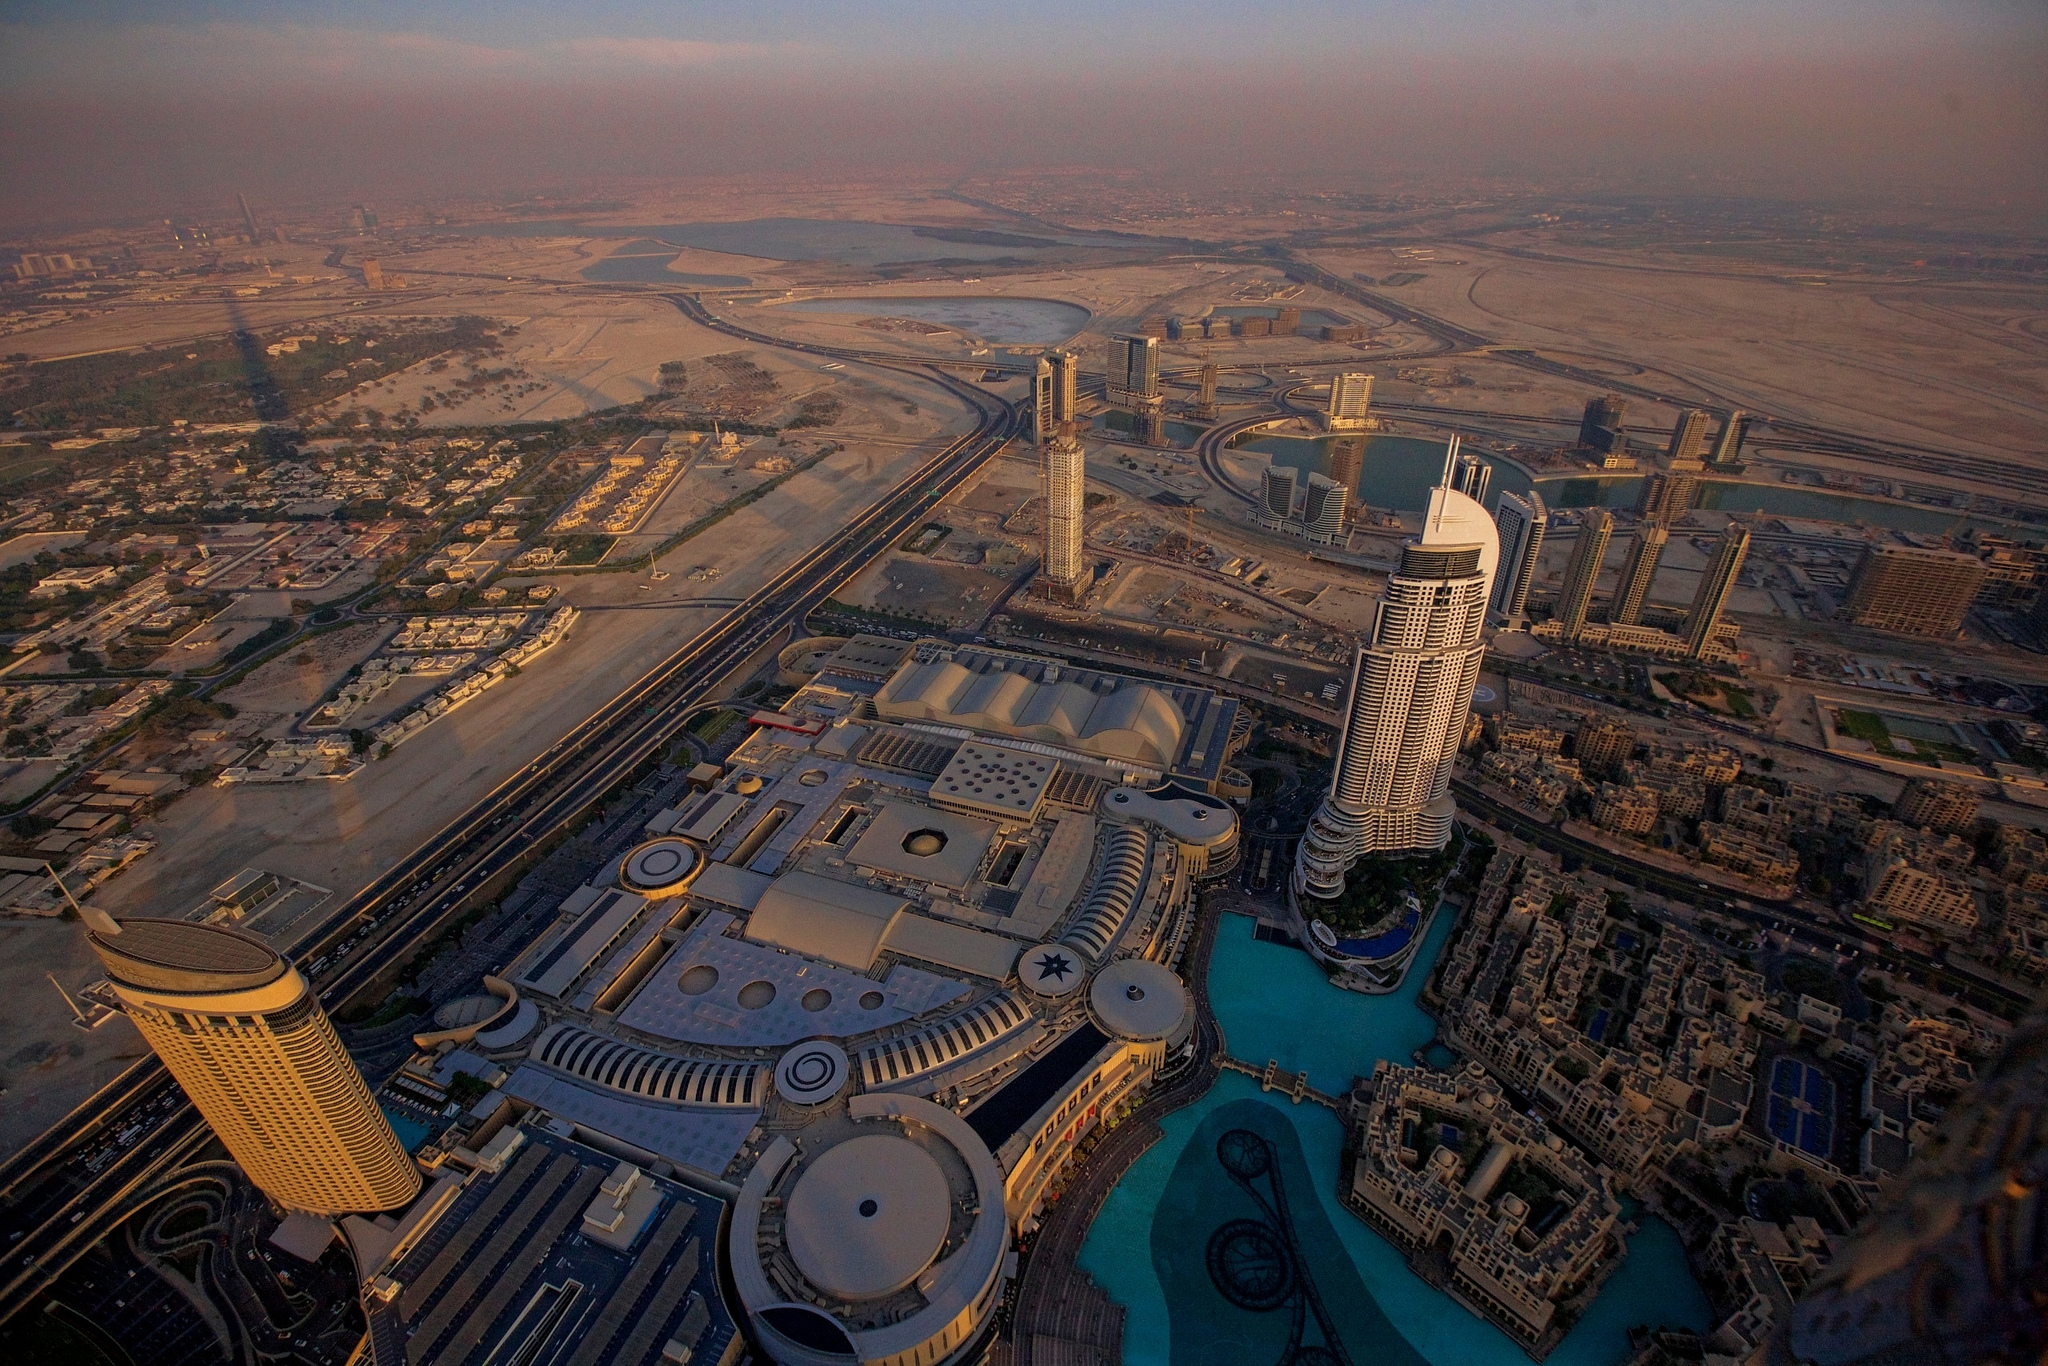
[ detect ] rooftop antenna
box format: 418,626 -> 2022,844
1440,432 -> 1461,487
44,860 -> 86,918
49,973 -> 87,1024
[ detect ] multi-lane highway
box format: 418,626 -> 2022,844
0,323 -> 1020,1325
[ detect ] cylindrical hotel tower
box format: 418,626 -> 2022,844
1293,480 -> 1497,903
87,916 -> 420,1215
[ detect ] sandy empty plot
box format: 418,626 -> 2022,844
1309,244 -> 2048,464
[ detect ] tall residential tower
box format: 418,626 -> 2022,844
1326,373 -> 1373,431
1258,462 -> 1299,530
1491,490 -> 1547,621
85,915 -> 419,1215
1032,357 -> 1057,443
1040,425 -> 1088,600
1556,509 -> 1613,639
1611,523 -> 1668,626
1683,522 -> 1750,659
1708,410 -> 1749,467
1105,335 -> 1159,407
1665,409 -> 1712,464
1048,349 -> 1078,422
1293,467 -> 1497,901
1193,360 -> 1219,421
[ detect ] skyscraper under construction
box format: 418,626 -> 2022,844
85,915 -> 420,1215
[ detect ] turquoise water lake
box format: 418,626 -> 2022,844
1243,432 -> 1991,533
1076,914 -> 1714,1366
775,295 -> 1091,345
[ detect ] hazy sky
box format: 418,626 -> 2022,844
2,1 -> 2043,228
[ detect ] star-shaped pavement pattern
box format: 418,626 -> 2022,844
1033,950 -> 1076,983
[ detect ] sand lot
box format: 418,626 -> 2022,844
1307,243 -> 2048,465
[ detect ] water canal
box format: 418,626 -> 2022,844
1241,432 -> 1998,534
1077,913 -> 1714,1366
468,217 -> 1111,267
775,295 -> 1091,346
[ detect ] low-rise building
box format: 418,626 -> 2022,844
1346,1061 -> 1622,1348
1892,777 -> 1980,835
1864,832 -> 1978,934
1572,720 -> 1635,777
1696,822 -> 1800,888
1592,783 -> 1659,836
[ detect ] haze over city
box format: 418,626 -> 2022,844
0,4 -> 2045,1366
2,1 -> 2044,226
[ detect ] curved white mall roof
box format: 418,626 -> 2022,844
875,660 -> 1184,767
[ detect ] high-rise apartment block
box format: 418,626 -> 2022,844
1593,783 -> 1660,836
1574,719 -> 1637,776
361,257 -> 384,291
1843,545 -> 1986,638
1579,395 -> 1628,453
1040,425 -> 1088,600
1193,360 -> 1219,421
1032,356 -> 1057,443
1491,489 -> 1547,620
1684,522 -> 1751,659
1105,334 -> 1160,406
1049,350 -> 1078,423
1294,475 -> 1496,899
1556,509 -> 1613,640
1326,373 -> 1374,431
1303,474 -> 1346,545
1327,437 -> 1365,511
1709,410 -> 1749,467
85,915 -> 419,1215
1864,835 -> 1979,934
1894,778 -> 1980,835
1636,470 -> 1699,523
1611,523 -> 1668,625
1665,409 -> 1712,464
1259,463 -> 1298,530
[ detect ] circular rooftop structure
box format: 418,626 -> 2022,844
774,1039 -> 850,1106
87,918 -> 287,996
785,1133 -> 951,1301
1089,958 -> 1192,1044
432,994 -> 502,1029
620,838 -> 702,897
1019,941 -> 1087,997
731,1094 -> 1011,1366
